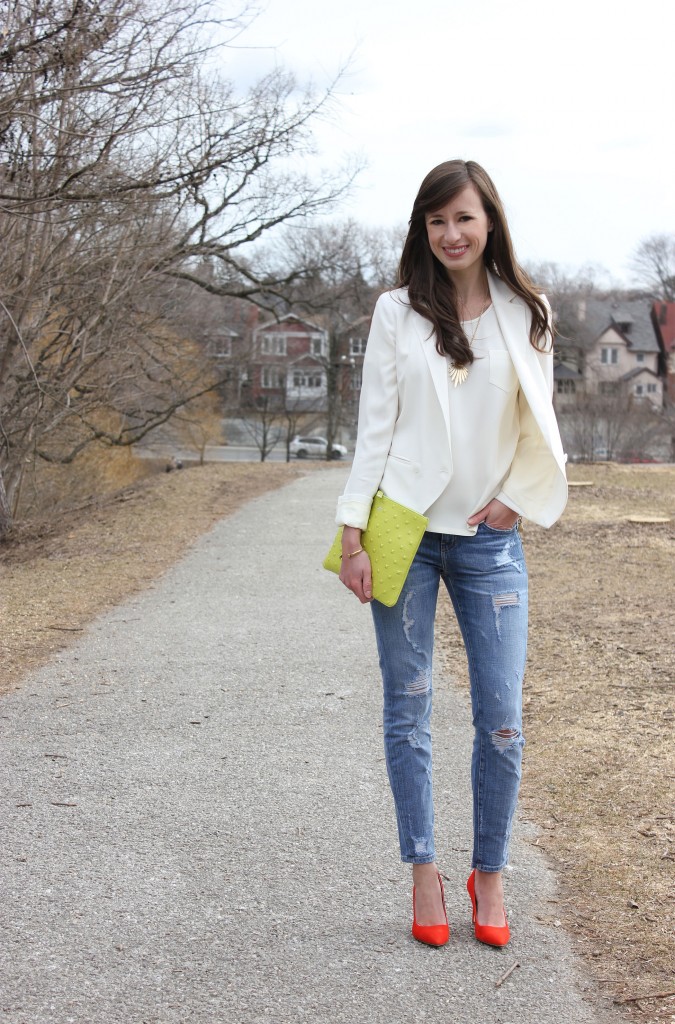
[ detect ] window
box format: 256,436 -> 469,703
636,353 -> 644,363
292,371 -> 323,389
600,347 -> 618,364
311,336 -> 327,357
556,379 -> 576,394
351,369 -> 363,390
635,384 -> 644,396
599,381 -> 619,395
350,337 -> 367,356
211,335 -> 232,358
261,333 -> 287,355
647,383 -> 657,394
261,366 -> 285,389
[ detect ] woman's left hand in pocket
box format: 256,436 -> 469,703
467,498 -> 519,530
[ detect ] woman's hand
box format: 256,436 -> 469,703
467,498 -> 519,531
339,527 -> 373,603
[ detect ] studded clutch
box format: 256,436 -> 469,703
323,490 -> 429,607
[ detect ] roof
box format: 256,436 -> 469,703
554,363 -> 583,380
255,313 -> 325,335
560,297 -> 660,353
620,366 -> 660,382
287,353 -> 324,367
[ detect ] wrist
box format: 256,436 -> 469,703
341,526 -> 363,560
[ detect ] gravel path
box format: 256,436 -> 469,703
0,470 -> 622,1024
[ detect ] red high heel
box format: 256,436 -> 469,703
467,869 -> 511,947
412,871 -> 450,947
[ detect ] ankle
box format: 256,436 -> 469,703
475,869 -> 503,888
412,862 -> 439,885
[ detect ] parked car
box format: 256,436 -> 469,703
289,435 -> 348,460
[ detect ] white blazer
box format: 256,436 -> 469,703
337,272 -> 568,530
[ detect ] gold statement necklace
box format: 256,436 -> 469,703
448,297 -> 490,388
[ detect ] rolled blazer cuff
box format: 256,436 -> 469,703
336,494 -> 373,530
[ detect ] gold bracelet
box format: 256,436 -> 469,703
343,547 -> 364,559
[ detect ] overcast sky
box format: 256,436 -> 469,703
226,0 -> 674,286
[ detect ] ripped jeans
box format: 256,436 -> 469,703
370,524 -> 528,872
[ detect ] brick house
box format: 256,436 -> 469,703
242,313 -> 367,424
246,314 -> 329,410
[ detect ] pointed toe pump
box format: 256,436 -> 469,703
412,871 -> 450,947
467,869 -> 511,947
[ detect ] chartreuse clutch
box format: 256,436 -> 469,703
323,490 -> 429,607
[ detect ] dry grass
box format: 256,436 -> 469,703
12,433 -> 154,521
437,463 -> 675,1023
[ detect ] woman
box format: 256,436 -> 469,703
337,160 -> 567,948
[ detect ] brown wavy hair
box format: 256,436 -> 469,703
397,160 -> 551,365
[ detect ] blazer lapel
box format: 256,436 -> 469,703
414,313 -> 451,438
488,272 -> 562,455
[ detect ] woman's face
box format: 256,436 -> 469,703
424,183 -> 493,278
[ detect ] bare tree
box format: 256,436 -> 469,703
524,261 -> 604,342
560,388 -> 666,462
0,0 -> 358,535
630,234 -> 675,301
240,396 -> 282,462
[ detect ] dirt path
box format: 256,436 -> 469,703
1,459 -> 673,1021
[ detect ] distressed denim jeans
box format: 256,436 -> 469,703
370,524 -> 528,872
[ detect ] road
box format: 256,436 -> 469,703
136,443 -> 352,464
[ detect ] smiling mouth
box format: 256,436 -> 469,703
443,245 -> 469,256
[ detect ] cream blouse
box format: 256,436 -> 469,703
424,305 -> 524,535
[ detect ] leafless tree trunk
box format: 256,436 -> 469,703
241,397 -> 282,462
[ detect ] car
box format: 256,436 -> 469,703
289,435 -> 348,460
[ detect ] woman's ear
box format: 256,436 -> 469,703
488,220 -> 494,232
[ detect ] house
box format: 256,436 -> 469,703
240,312 -> 368,421
205,300 -> 260,408
248,313 -> 329,411
203,301 -> 370,435
553,297 -> 663,408
346,316 -> 370,404
651,301 -> 675,402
